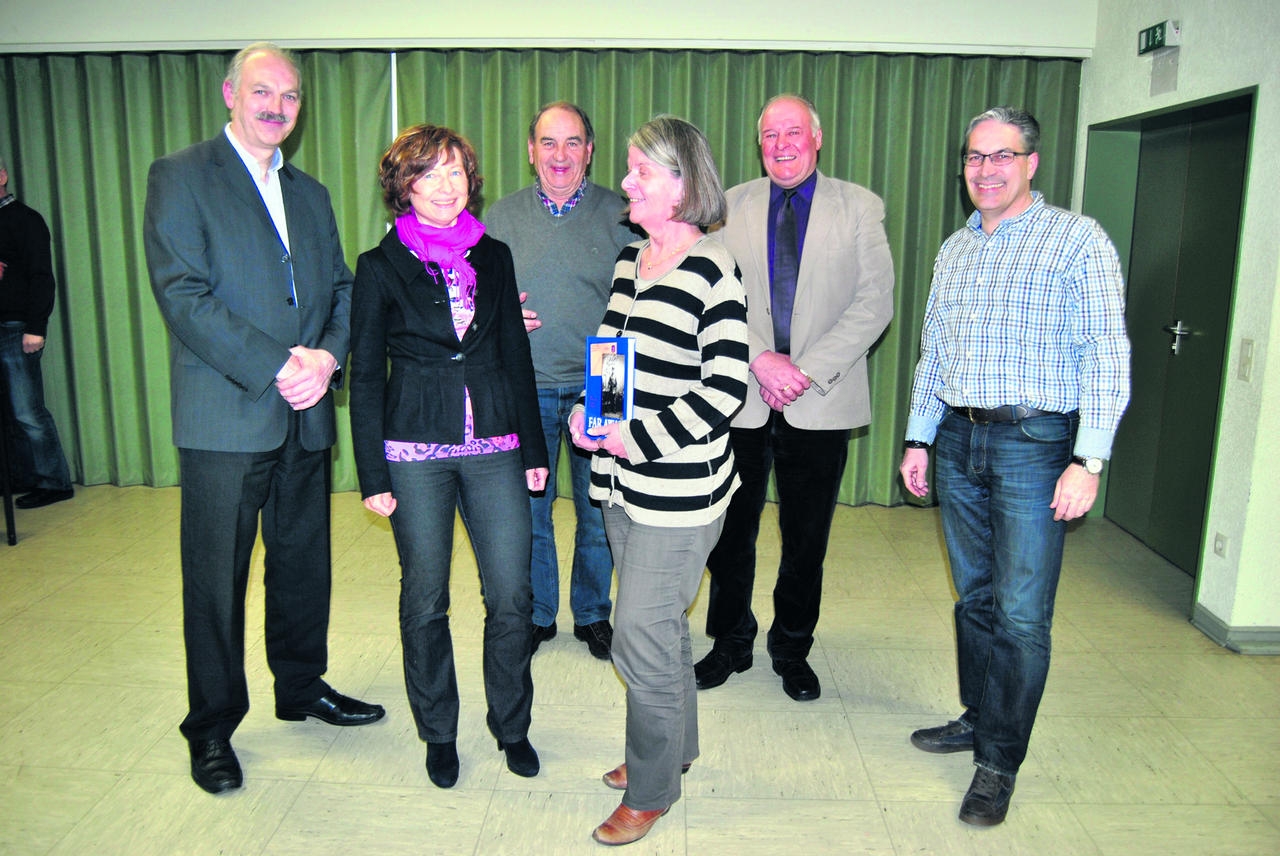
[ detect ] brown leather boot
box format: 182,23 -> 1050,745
601,762 -> 691,791
591,803 -> 670,845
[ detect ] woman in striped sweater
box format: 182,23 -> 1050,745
569,116 -> 749,846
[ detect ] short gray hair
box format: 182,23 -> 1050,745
756,94 -> 822,141
628,115 -> 727,230
963,106 -> 1041,155
225,42 -> 301,96
528,101 -> 595,146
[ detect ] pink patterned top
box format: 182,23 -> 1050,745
384,266 -> 520,462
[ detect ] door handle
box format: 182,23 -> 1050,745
1161,319 -> 1191,355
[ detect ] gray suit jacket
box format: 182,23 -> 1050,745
144,132 -> 353,452
716,172 -> 894,430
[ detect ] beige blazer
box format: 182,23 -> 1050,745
715,172 -> 895,430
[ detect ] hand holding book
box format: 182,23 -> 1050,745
568,410 -> 630,459
584,336 -> 635,438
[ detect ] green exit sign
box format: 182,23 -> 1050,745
1138,20 -> 1182,55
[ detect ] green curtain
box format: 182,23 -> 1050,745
0,50 -> 391,487
0,48 -> 1078,503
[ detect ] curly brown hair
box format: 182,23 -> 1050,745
378,124 -> 484,216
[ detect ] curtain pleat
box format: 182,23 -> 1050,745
0,48 -> 1078,503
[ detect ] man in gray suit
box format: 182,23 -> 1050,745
697,94 -> 895,701
144,42 -> 383,796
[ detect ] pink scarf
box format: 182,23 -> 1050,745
394,208 -> 485,306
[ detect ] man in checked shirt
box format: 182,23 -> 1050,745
899,106 -> 1131,828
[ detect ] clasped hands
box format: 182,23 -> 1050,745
275,345 -> 338,410
753,351 -> 810,411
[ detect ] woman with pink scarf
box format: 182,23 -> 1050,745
349,124 -> 548,789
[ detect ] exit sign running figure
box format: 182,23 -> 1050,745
1139,20 -> 1182,55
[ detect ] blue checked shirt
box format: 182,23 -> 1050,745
906,193 -> 1131,459
535,179 -> 586,217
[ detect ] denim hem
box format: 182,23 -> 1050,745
973,758 -> 1018,779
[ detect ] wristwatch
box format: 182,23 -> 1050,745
1071,455 -> 1104,475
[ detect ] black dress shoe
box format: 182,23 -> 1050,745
189,738 -> 242,794
276,689 -> 385,726
15,487 -> 74,509
531,622 -> 557,654
910,719 -> 975,754
772,658 -> 821,701
694,647 -> 752,690
426,741 -> 460,788
959,767 -> 1016,826
496,737 -> 540,777
573,620 -> 613,660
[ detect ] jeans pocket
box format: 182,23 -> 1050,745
1017,412 -> 1076,444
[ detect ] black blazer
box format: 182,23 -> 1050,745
144,133 -> 353,452
348,228 -> 547,498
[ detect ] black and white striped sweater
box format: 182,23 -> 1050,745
582,237 -> 749,527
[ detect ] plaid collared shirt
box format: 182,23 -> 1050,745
535,180 -> 586,217
906,193 -> 1131,459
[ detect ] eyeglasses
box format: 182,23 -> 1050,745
962,150 -> 1029,168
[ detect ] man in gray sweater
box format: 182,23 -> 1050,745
485,102 -> 636,660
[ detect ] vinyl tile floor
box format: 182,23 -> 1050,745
1,485 -> 1277,855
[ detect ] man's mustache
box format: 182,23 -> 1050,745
254,111 -> 290,123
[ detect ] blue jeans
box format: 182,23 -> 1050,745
0,321 -> 71,491
934,409 -> 1076,777
529,386 -> 613,627
388,449 -> 534,745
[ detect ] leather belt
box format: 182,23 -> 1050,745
954,404 -> 1057,423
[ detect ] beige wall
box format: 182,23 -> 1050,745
1077,0 -> 1280,633
3,0 -> 1095,55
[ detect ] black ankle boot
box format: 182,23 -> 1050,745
496,737 -> 539,777
426,741 -> 459,788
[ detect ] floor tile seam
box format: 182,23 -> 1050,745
38,762 -> 135,856
526,701 -> 626,711
1061,798 -> 1279,809
288,773 -> 440,793
256,767 -> 321,856
1174,734 -> 1269,807
11,615 -> 151,629
469,784 -> 503,856
1092,650 -> 1237,689
684,792 -> 885,806
0,613 -> 144,629
841,714 -> 904,845
1030,715 -> 1254,807
815,595 -> 949,606
4,759 -> 140,776
816,642 -> 958,652
9,545 -> 133,570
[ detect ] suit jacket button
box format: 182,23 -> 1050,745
451,353 -> 464,362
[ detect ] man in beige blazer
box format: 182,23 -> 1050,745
697,94 -> 894,701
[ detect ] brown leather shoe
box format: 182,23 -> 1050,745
602,761 -> 691,790
591,803 -> 670,846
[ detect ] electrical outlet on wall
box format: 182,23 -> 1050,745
1238,338 -> 1255,381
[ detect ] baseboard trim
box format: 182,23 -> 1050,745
1192,604 -> 1280,654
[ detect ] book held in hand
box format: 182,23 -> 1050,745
585,336 -> 635,437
